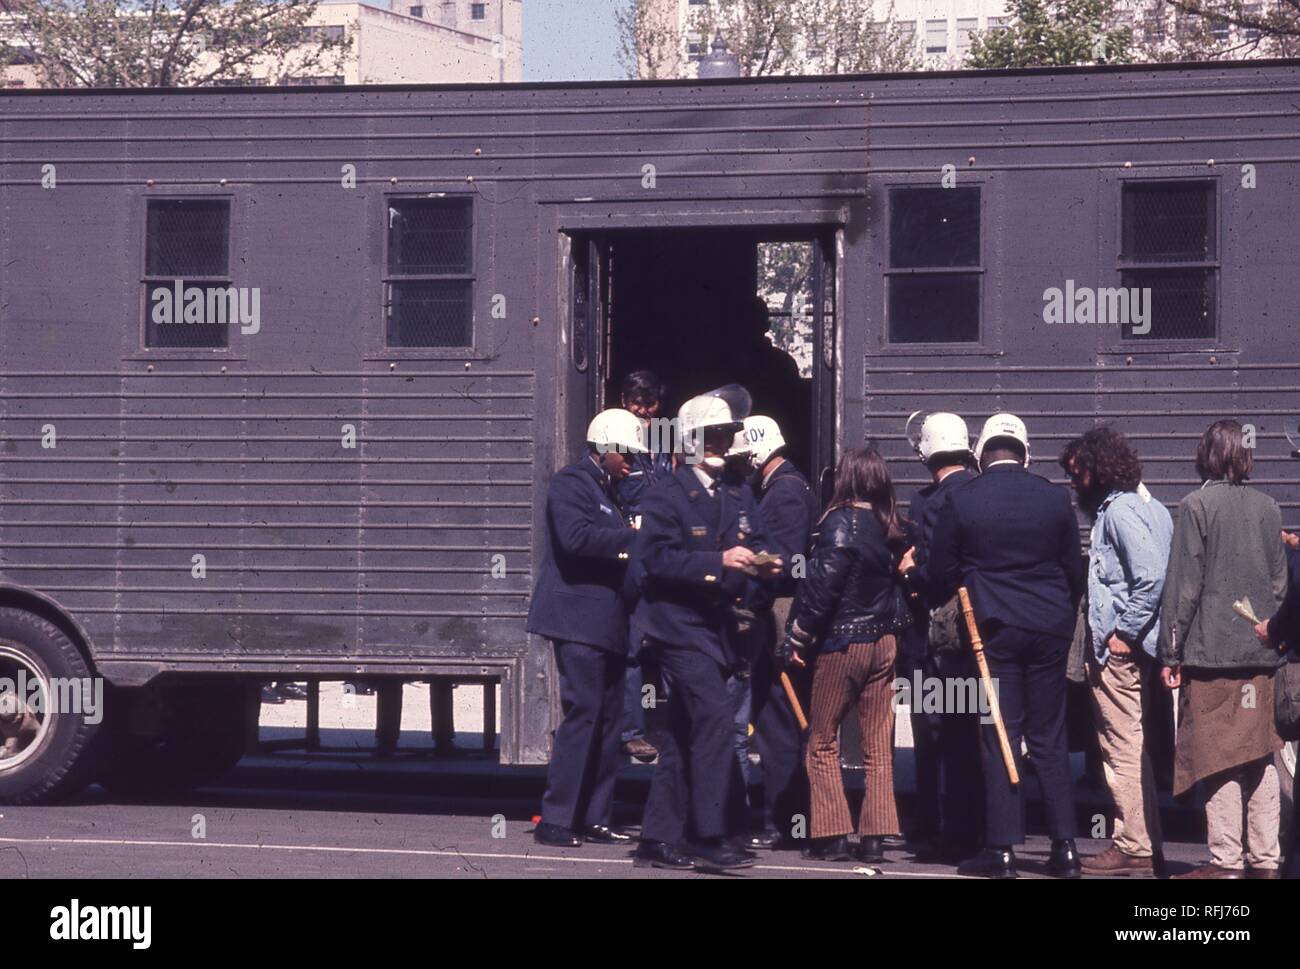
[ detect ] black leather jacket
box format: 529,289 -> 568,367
790,503 -> 913,646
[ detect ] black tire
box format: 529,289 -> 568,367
0,607 -> 104,805
99,682 -> 250,799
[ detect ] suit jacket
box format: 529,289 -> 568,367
757,459 -> 819,598
631,465 -> 774,667
929,463 -> 1085,640
526,456 -> 636,652
1268,546 -> 1300,650
906,467 -> 976,608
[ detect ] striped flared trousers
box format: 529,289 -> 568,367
805,635 -> 900,840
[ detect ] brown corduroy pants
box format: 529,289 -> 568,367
805,635 -> 900,839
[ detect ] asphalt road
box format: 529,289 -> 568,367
0,756 -> 1217,879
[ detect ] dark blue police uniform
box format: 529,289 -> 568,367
633,464 -> 774,846
901,467 -> 983,855
527,455 -> 636,833
928,462 -> 1086,848
750,459 -> 818,840
613,449 -> 673,747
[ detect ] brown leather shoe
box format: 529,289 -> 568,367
1246,867 -> 1280,879
1081,845 -> 1155,876
1172,863 -> 1244,880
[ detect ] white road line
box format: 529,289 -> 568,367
0,835 -> 962,877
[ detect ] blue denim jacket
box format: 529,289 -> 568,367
1087,485 -> 1173,663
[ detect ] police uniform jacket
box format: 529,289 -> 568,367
631,465 -> 774,668
928,463 -> 1085,640
526,456 -> 635,653
757,459 -> 818,599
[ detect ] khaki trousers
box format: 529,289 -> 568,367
1205,757 -> 1281,870
1087,653 -> 1163,858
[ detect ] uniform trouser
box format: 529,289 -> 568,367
806,636 -> 901,839
724,670 -> 754,832
621,647 -> 647,744
909,647 -> 984,851
1086,652 -> 1163,858
980,625 -> 1076,846
1285,762 -> 1300,879
540,640 -> 625,831
640,641 -> 735,845
1204,757 -> 1281,870
750,598 -> 808,838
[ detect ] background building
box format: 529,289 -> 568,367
2,0 -> 524,88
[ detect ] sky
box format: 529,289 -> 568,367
523,0 -> 625,82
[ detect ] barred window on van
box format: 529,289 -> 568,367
143,199 -> 232,348
1119,181 -> 1217,340
384,198 -> 474,348
886,187 -> 981,344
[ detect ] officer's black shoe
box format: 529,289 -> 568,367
802,836 -> 854,862
691,839 -> 757,871
957,847 -> 1017,879
1048,839 -> 1082,879
856,836 -> 887,864
737,828 -> 782,851
533,823 -> 582,848
276,682 -> 310,701
259,684 -> 285,705
583,824 -> 632,844
633,840 -> 694,870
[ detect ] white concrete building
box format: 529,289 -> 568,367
2,0 -> 523,89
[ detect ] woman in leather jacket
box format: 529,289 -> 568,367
781,448 -> 913,862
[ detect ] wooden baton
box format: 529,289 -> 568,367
957,587 -> 1020,786
780,671 -> 809,732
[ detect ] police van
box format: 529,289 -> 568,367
0,58 -> 1297,806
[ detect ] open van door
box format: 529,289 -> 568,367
563,235 -> 612,454
810,230 -> 839,504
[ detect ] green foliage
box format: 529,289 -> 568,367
0,0 -> 352,87
966,0 -> 1134,67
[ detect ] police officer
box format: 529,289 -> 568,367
741,415 -> 818,850
613,370 -> 673,763
897,413 -> 983,862
529,409 -> 646,848
928,414 -> 1086,878
632,393 -> 783,871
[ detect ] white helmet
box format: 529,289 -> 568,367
586,408 -> 648,454
741,416 -> 786,466
917,412 -> 970,463
678,394 -> 742,466
974,413 -> 1030,466
727,427 -> 754,460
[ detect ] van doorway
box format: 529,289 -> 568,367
566,226 -> 836,494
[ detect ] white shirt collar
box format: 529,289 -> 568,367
693,465 -> 718,494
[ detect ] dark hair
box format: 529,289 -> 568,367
1058,426 -> 1143,494
621,369 -> 664,405
1196,419 -> 1253,484
825,447 -> 906,547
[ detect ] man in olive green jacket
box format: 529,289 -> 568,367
1157,420 -> 1288,879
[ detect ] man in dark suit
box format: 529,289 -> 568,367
528,409 -> 646,848
1255,532 -> 1300,879
739,415 -> 818,850
632,393 -> 783,871
928,413 -> 1086,878
897,412 -> 983,863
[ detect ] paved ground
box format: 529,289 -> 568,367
0,751 -> 1220,879
0,790 -> 1216,879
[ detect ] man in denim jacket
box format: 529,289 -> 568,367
1060,427 -> 1173,877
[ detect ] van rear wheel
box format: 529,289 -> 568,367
0,607 -> 103,805
100,682 -> 251,799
